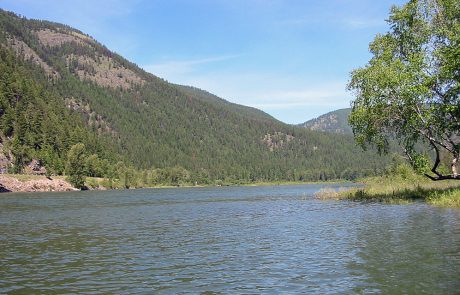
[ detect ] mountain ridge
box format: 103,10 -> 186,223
0,9 -> 389,183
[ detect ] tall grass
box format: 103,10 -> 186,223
315,164 -> 460,208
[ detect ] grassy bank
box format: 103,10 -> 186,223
238,180 -> 348,187
84,177 -> 347,190
315,174 -> 460,208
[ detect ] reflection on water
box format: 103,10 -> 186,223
0,184 -> 459,294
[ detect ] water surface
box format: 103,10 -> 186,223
1,183 -> 459,294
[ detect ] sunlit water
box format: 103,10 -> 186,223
1,183 -> 459,294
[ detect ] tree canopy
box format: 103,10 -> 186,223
348,0 -> 460,180
65,143 -> 87,189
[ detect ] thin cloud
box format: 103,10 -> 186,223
245,83 -> 351,109
176,71 -> 351,110
277,17 -> 385,29
246,84 -> 351,123
143,54 -> 241,78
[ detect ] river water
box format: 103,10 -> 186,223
0,183 -> 459,294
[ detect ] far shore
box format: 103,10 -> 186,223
0,174 -> 353,194
3,173 -> 457,208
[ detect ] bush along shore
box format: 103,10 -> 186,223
315,164 -> 460,208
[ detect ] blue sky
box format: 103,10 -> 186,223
0,0 -> 405,124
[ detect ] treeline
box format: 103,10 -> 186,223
67,140 -> 380,189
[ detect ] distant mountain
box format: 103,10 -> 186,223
300,108 -> 353,135
0,9 -> 389,182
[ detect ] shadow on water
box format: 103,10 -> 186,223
347,207 -> 460,294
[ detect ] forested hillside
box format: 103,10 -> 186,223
0,47 -> 117,175
300,109 -> 352,135
0,9 -> 390,185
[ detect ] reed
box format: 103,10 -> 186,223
315,171 -> 460,208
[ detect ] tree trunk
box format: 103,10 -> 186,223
424,143 -> 460,181
452,156 -> 458,177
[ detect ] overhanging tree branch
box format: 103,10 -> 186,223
348,0 -> 460,181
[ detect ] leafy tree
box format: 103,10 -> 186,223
348,0 -> 460,180
85,154 -> 102,177
65,143 -> 86,188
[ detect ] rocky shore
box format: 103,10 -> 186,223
0,175 -> 77,193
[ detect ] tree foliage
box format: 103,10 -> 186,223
65,143 -> 87,189
348,0 -> 460,180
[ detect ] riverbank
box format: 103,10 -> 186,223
0,174 -> 77,193
0,174 -> 348,193
3,173 -> 459,208
85,177 -> 348,190
315,174 -> 460,208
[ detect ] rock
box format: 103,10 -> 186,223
23,159 -> 47,175
0,175 -> 75,193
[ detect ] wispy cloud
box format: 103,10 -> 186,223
247,83 -> 352,123
250,87 -> 351,109
277,16 -> 384,29
143,54 -> 241,78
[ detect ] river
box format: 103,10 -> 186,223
1,183 -> 459,294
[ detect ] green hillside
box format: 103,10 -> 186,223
0,46 -> 117,175
300,108 -> 353,135
0,9 -> 390,184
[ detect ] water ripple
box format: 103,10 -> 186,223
1,184 -> 459,294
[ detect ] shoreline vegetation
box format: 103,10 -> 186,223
315,167 -> 460,208
0,173 -> 349,194
2,165 -> 458,209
